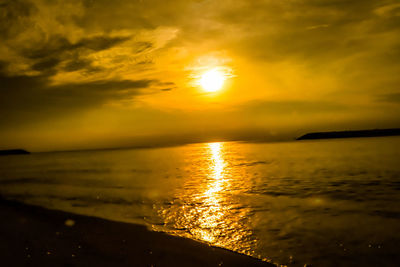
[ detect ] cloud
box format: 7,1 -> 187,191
377,93 -> 400,103
0,0 -> 36,38
0,0 -> 184,138
374,3 -> 400,16
0,0 -> 174,78
62,57 -> 97,72
0,62 -> 156,128
12,34 -> 132,77
22,35 -> 131,60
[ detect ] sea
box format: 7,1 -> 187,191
1,136 -> 399,266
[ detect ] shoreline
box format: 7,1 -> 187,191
0,196 -> 274,266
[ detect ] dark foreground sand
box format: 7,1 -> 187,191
0,197 -> 274,266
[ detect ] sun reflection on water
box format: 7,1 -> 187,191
194,142 -> 226,242
155,142 -> 256,255
205,142 -> 225,195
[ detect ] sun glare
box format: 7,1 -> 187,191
200,69 -> 226,92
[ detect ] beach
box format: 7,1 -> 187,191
0,197 -> 273,267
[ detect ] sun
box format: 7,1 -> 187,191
200,68 -> 226,92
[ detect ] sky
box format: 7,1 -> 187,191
1,0 -> 400,151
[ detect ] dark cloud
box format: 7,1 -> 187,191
62,57 -> 104,74
0,0 -> 172,134
75,36 -> 131,52
0,63 -> 47,92
0,0 -> 36,38
134,42 -> 153,53
377,93 -> 400,103
62,58 -> 95,72
0,67 -> 155,127
2,31 -> 129,77
21,35 -> 75,60
31,58 -> 62,73
76,0 -> 190,31
21,34 -> 130,68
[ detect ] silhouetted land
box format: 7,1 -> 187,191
297,128 -> 400,140
0,149 -> 30,156
0,196 -> 273,267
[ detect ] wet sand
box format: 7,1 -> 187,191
0,197 -> 274,266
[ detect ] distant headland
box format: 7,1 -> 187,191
297,128 -> 400,140
0,149 -> 30,156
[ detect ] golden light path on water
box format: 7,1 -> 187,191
156,142 -> 257,256
192,142 -> 226,243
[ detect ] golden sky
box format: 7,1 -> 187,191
1,0 -> 400,151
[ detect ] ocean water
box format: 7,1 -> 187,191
1,136 -> 400,266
